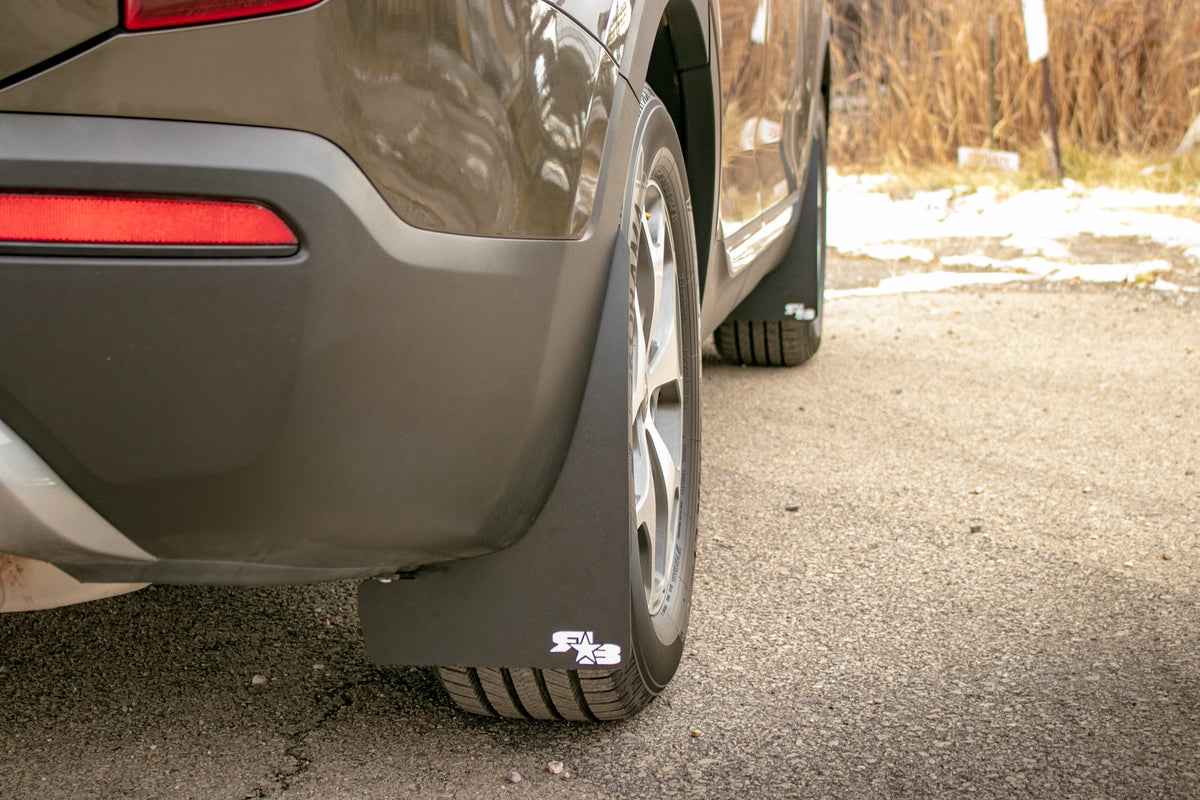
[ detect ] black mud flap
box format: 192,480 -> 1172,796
357,232 -> 634,670
726,156 -> 823,324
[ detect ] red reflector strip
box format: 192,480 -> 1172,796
125,0 -> 321,31
0,194 -> 297,247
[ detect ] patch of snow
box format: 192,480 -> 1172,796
1044,260 -> 1171,284
827,271 -> 1036,297
828,170 -> 1200,294
1151,279 -> 1197,293
854,244 -> 936,263
1006,257 -> 1060,275
829,170 -> 1200,261
1086,186 -> 1193,209
1001,234 -> 1070,259
941,254 -> 998,269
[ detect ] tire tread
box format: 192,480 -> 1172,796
509,669 -> 561,721
434,667 -> 496,717
714,319 -> 819,367
434,657 -> 661,722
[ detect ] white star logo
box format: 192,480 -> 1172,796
571,633 -> 601,665
550,631 -> 622,666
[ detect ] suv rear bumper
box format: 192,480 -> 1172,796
0,113 -> 626,583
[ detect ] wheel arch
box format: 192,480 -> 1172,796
625,0 -> 719,298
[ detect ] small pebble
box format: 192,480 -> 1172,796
506,770 -> 522,784
547,761 -> 564,775
313,663 -> 325,671
1123,561 -> 1134,569
251,675 -> 267,686
785,504 -> 801,513
971,487 -> 984,495
690,729 -> 702,738
970,525 -> 983,534
1163,553 -> 1174,561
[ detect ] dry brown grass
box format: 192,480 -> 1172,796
830,0 -> 1200,170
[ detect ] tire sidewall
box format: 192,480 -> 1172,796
623,95 -> 701,694
811,102 -> 827,340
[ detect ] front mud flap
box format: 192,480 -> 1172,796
727,149 -> 824,325
358,232 -> 634,670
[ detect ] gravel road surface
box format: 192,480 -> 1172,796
2,258 -> 1197,799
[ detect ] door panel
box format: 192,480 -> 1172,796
755,0 -> 798,212
717,0 -> 767,237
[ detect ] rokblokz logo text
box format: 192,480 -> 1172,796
550,631 -> 621,666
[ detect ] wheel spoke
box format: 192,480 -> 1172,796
631,296 -> 649,412
646,311 -> 681,399
645,417 -> 680,521
633,372 -> 657,607
642,190 -> 668,349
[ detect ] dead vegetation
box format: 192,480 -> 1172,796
829,0 -> 1200,168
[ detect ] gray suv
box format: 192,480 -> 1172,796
0,0 -> 830,721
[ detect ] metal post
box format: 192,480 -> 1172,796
1023,0 -> 1062,181
1042,57 -> 1064,181
989,13 -> 997,149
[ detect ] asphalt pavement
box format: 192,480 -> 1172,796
2,257 -> 1197,799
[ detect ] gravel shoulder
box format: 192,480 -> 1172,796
1,271 -> 1197,799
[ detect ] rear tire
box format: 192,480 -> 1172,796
435,91 -> 700,722
715,102 -> 827,367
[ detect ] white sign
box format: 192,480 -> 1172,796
1022,0 -> 1050,62
958,147 -> 1021,173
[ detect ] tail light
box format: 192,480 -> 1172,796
125,0 -> 322,31
0,192 -> 299,257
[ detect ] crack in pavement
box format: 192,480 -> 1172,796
243,684 -> 359,798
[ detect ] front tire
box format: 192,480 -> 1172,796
435,92 -> 700,722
